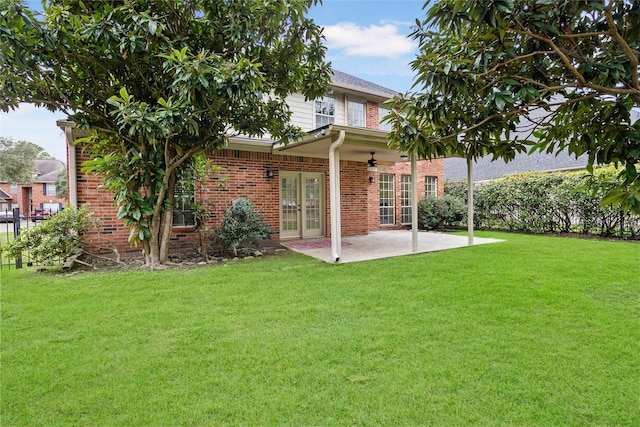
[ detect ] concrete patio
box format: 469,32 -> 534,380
282,230 -> 503,263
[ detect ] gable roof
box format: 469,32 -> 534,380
0,189 -> 12,201
35,159 -> 66,182
331,69 -> 399,99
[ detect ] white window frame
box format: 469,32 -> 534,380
10,184 -> 18,194
379,173 -> 395,225
44,183 -> 56,196
425,176 -> 438,198
315,96 -> 335,128
173,178 -> 196,227
378,107 -> 392,131
348,99 -> 366,128
400,175 -> 412,224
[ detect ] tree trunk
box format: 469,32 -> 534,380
143,169 -> 176,267
159,172 -> 177,264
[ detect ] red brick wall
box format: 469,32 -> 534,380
366,101 -> 379,129
72,145 -> 373,254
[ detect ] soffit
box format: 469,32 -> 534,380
273,124 -> 405,164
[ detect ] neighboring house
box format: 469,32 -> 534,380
0,159 -> 66,215
445,108 -> 640,182
58,69 -> 444,255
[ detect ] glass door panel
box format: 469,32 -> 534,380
280,175 -> 299,238
303,176 -> 323,237
280,172 -> 324,239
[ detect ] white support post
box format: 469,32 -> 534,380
467,158 -> 474,246
411,154 -> 418,252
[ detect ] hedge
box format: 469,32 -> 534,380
442,166 -> 640,239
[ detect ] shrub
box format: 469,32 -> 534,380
1,205 -> 99,265
444,166 -> 640,238
418,195 -> 466,230
212,199 -> 274,256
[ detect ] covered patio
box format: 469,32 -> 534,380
275,124 -> 479,263
282,229 -> 502,264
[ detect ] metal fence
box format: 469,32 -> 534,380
1,208 -> 39,269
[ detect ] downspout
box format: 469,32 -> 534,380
411,153 -> 418,252
64,126 -> 78,208
329,130 -> 346,263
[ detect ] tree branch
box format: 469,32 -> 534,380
604,0 -> 639,91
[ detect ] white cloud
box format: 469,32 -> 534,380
380,19 -> 415,27
0,103 -> 67,161
322,22 -> 416,58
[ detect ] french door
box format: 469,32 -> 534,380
280,172 -> 325,239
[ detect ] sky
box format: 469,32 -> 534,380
0,0 -> 427,162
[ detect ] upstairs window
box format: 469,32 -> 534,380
348,100 -> 366,127
10,184 -> 17,194
378,107 -> 392,131
43,183 -> 56,196
315,96 -> 335,128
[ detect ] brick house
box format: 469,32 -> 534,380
58,70 -> 444,258
0,159 -> 66,216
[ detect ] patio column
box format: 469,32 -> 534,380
411,153 -> 418,252
329,130 -> 345,263
467,158 -> 474,245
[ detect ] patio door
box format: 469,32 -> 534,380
280,172 -> 325,239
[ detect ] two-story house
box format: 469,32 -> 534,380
58,70 -> 444,257
0,159 -> 66,217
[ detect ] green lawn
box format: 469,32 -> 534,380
1,232 -> 639,426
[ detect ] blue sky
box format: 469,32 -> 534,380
0,0 -> 427,161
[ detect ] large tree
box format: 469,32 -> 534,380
387,0 -> 640,214
0,0 -> 330,266
0,137 -> 53,183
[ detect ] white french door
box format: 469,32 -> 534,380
280,172 -> 325,239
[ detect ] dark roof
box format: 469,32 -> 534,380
445,108 -> 640,181
35,159 -> 66,182
331,69 -> 399,98
445,151 -> 590,182
0,189 -> 12,201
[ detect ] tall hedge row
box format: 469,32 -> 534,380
442,166 -> 640,239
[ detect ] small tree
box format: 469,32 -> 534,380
387,0 -> 640,214
55,169 -> 68,200
1,205 -> 99,266
1,0 -> 330,267
0,137 -> 44,184
213,199 -> 274,256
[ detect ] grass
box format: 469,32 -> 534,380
0,221 -> 16,266
1,232 -> 639,425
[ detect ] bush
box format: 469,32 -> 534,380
444,166 -> 640,238
418,195 -> 466,230
1,205 -> 99,265
212,199 -> 274,256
